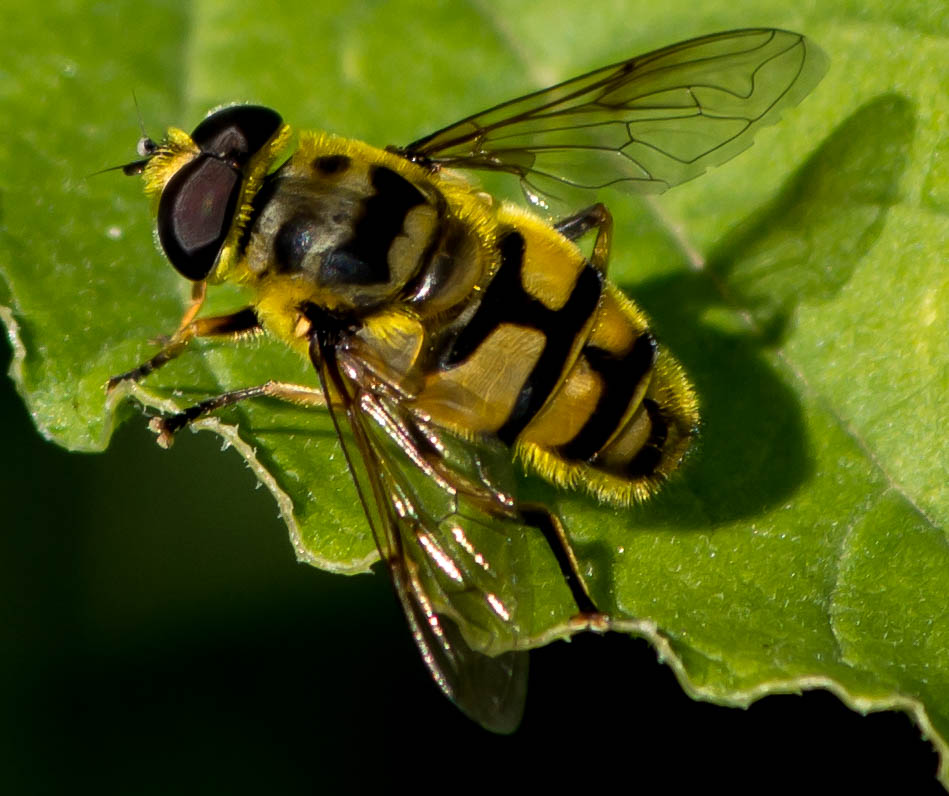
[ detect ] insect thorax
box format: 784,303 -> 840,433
242,137 -> 491,321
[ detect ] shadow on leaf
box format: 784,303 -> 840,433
559,94 -> 915,542
708,93 -> 916,344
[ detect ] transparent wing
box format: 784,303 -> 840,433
403,29 -> 827,205
310,331 -> 532,733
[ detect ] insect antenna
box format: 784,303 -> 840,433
87,92 -> 159,178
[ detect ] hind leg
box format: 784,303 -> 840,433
554,203 -> 613,273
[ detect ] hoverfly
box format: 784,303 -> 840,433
108,29 -> 825,732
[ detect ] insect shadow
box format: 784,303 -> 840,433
560,94 -> 916,541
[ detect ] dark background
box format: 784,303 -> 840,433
1,340 -> 942,794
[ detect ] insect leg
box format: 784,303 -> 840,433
553,203 -> 613,273
106,307 -> 261,391
149,380 -> 326,448
519,503 -> 606,622
176,280 -> 209,333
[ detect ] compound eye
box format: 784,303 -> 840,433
190,105 -> 283,164
157,155 -> 241,280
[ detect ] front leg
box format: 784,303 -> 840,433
106,307 -> 261,391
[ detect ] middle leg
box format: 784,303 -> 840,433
149,380 -> 326,448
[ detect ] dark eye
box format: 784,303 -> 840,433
156,106 -> 283,280
157,156 -> 241,281
190,105 -> 283,164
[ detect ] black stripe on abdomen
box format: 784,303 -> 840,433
442,229 -> 602,446
625,398 -> 668,477
559,333 -> 657,462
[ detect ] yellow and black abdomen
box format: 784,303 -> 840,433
416,204 -> 698,507
519,281 -> 698,505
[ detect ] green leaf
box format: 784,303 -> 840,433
1,0 -> 946,784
